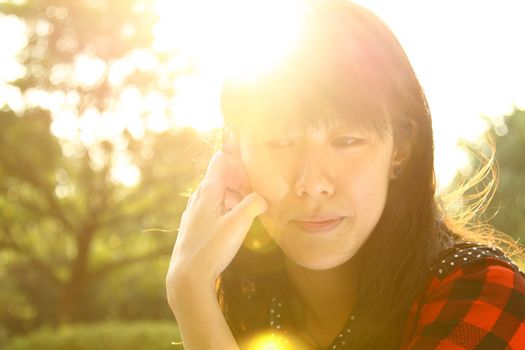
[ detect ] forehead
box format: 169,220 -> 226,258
238,81 -> 392,140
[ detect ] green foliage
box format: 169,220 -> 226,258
73,258 -> 174,322
0,0 -> 218,336
4,321 -> 184,350
0,107 -> 213,333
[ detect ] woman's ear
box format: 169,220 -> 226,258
222,126 -> 241,158
390,120 -> 419,180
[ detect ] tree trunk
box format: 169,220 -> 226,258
57,227 -> 93,325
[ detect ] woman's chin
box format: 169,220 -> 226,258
282,247 -> 355,271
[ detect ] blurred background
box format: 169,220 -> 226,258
0,0 -> 524,349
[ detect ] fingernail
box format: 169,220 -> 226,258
257,195 -> 268,213
247,193 -> 267,216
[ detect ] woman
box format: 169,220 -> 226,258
166,1 -> 525,349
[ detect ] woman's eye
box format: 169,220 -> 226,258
332,136 -> 364,147
265,138 -> 295,149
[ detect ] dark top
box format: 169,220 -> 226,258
266,241 -> 525,349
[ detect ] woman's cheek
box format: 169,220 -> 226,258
349,162 -> 390,218
244,152 -> 290,198
249,165 -> 290,204
244,158 -> 290,237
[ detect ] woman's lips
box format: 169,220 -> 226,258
293,217 -> 344,233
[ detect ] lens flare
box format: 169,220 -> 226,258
153,0 -> 306,82
239,330 -> 312,350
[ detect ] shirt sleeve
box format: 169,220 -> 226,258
402,255 -> 525,350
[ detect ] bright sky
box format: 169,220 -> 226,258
1,0 -> 524,189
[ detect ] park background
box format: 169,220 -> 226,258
1,0 -> 524,349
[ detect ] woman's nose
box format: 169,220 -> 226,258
293,152 -> 335,198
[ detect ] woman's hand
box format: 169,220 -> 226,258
166,150 -> 268,294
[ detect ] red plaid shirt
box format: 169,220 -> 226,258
400,241 -> 525,350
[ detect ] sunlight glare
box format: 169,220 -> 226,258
111,152 -> 142,188
239,330 -> 310,350
0,14 -> 27,82
152,0 -> 307,131
170,74 -> 224,130
73,53 -> 106,89
153,0 -> 306,82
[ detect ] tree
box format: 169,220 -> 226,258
0,0 -> 215,335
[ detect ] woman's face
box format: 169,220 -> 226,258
235,115 -> 394,270
238,116 -> 397,270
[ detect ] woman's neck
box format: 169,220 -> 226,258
283,257 -> 358,346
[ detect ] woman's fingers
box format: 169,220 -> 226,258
189,151 -> 252,214
203,151 -> 252,197
168,151 -> 267,285
224,155 -> 252,196
222,189 -> 243,213
186,189 -> 198,210
223,192 -> 268,234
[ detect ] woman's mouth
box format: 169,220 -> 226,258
292,217 -> 344,233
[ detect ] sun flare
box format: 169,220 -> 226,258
153,0 -> 306,82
